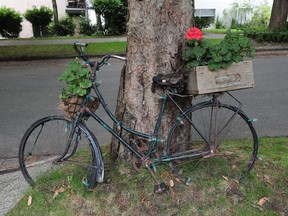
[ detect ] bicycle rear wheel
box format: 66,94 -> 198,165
19,116 -> 104,190
167,101 -> 258,179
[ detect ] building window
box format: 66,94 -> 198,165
195,9 -> 216,18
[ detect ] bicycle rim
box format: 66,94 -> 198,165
167,102 -> 258,180
19,116 -> 99,189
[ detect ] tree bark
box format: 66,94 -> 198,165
269,0 -> 288,31
110,0 -> 194,161
51,0 -> 59,27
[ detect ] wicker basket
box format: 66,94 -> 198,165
60,96 -> 100,119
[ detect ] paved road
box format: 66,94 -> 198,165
0,58 -> 123,158
1,55 -> 288,215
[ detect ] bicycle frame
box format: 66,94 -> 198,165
71,43 -> 247,167
77,75 -> 241,166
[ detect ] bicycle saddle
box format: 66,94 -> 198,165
152,73 -> 187,93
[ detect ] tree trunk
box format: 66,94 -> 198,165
51,0 -> 59,27
110,0 -> 194,161
269,0 -> 288,31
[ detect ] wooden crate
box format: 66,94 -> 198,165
185,60 -> 254,95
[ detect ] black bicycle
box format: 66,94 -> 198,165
19,43 -> 258,191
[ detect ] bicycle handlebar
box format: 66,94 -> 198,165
73,42 -> 126,71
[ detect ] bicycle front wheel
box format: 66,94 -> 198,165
19,116 -> 104,190
167,102 -> 258,179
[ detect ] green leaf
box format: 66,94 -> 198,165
192,46 -> 206,57
220,46 -> 228,55
67,74 -> 76,82
212,53 -> 222,63
76,88 -> 87,96
232,55 -> 243,62
79,80 -> 92,88
222,52 -> 232,61
208,62 -> 221,71
186,61 -> 201,68
230,44 -> 241,52
78,68 -> 89,76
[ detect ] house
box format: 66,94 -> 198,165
0,0 -> 96,38
195,0 -> 273,28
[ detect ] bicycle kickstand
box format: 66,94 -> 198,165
145,164 -> 167,194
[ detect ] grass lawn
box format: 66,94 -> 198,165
7,137 -> 288,216
0,41 -> 127,61
0,38 -> 225,61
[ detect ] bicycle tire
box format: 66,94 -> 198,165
166,101 -> 258,179
19,115 -> 104,190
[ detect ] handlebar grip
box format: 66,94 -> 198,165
74,42 -> 88,47
110,55 -> 126,61
73,42 -> 89,61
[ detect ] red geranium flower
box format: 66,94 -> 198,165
186,27 -> 203,41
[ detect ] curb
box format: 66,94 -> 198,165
0,158 -> 20,175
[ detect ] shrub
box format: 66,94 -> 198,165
51,16 -> 75,36
24,6 -> 53,37
245,31 -> 288,43
79,17 -> 98,36
244,21 -> 288,43
194,16 -> 210,29
0,7 -> 22,38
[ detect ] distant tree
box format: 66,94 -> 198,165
24,6 -> 53,37
269,0 -> 288,31
93,0 -> 127,35
51,0 -> 59,26
0,7 -> 22,38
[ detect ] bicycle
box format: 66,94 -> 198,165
19,42 -> 258,192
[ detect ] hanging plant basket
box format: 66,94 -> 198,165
59,96 -> 100,119
184,60 -> 254,95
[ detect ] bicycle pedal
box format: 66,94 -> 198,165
154,182 -> 167,194
185,177 -> 192,185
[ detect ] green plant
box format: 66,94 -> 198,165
0,7 -> 22,38
194,16 -> 210,29
182,27 -> 255,71
247,3 -> 271,31
59,58 -> 92,100
79,17 -> 98,36
24,6 -> 53,37
50,15 -> 75,36
215,16 -> 223,29
93,0 -> 127,35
